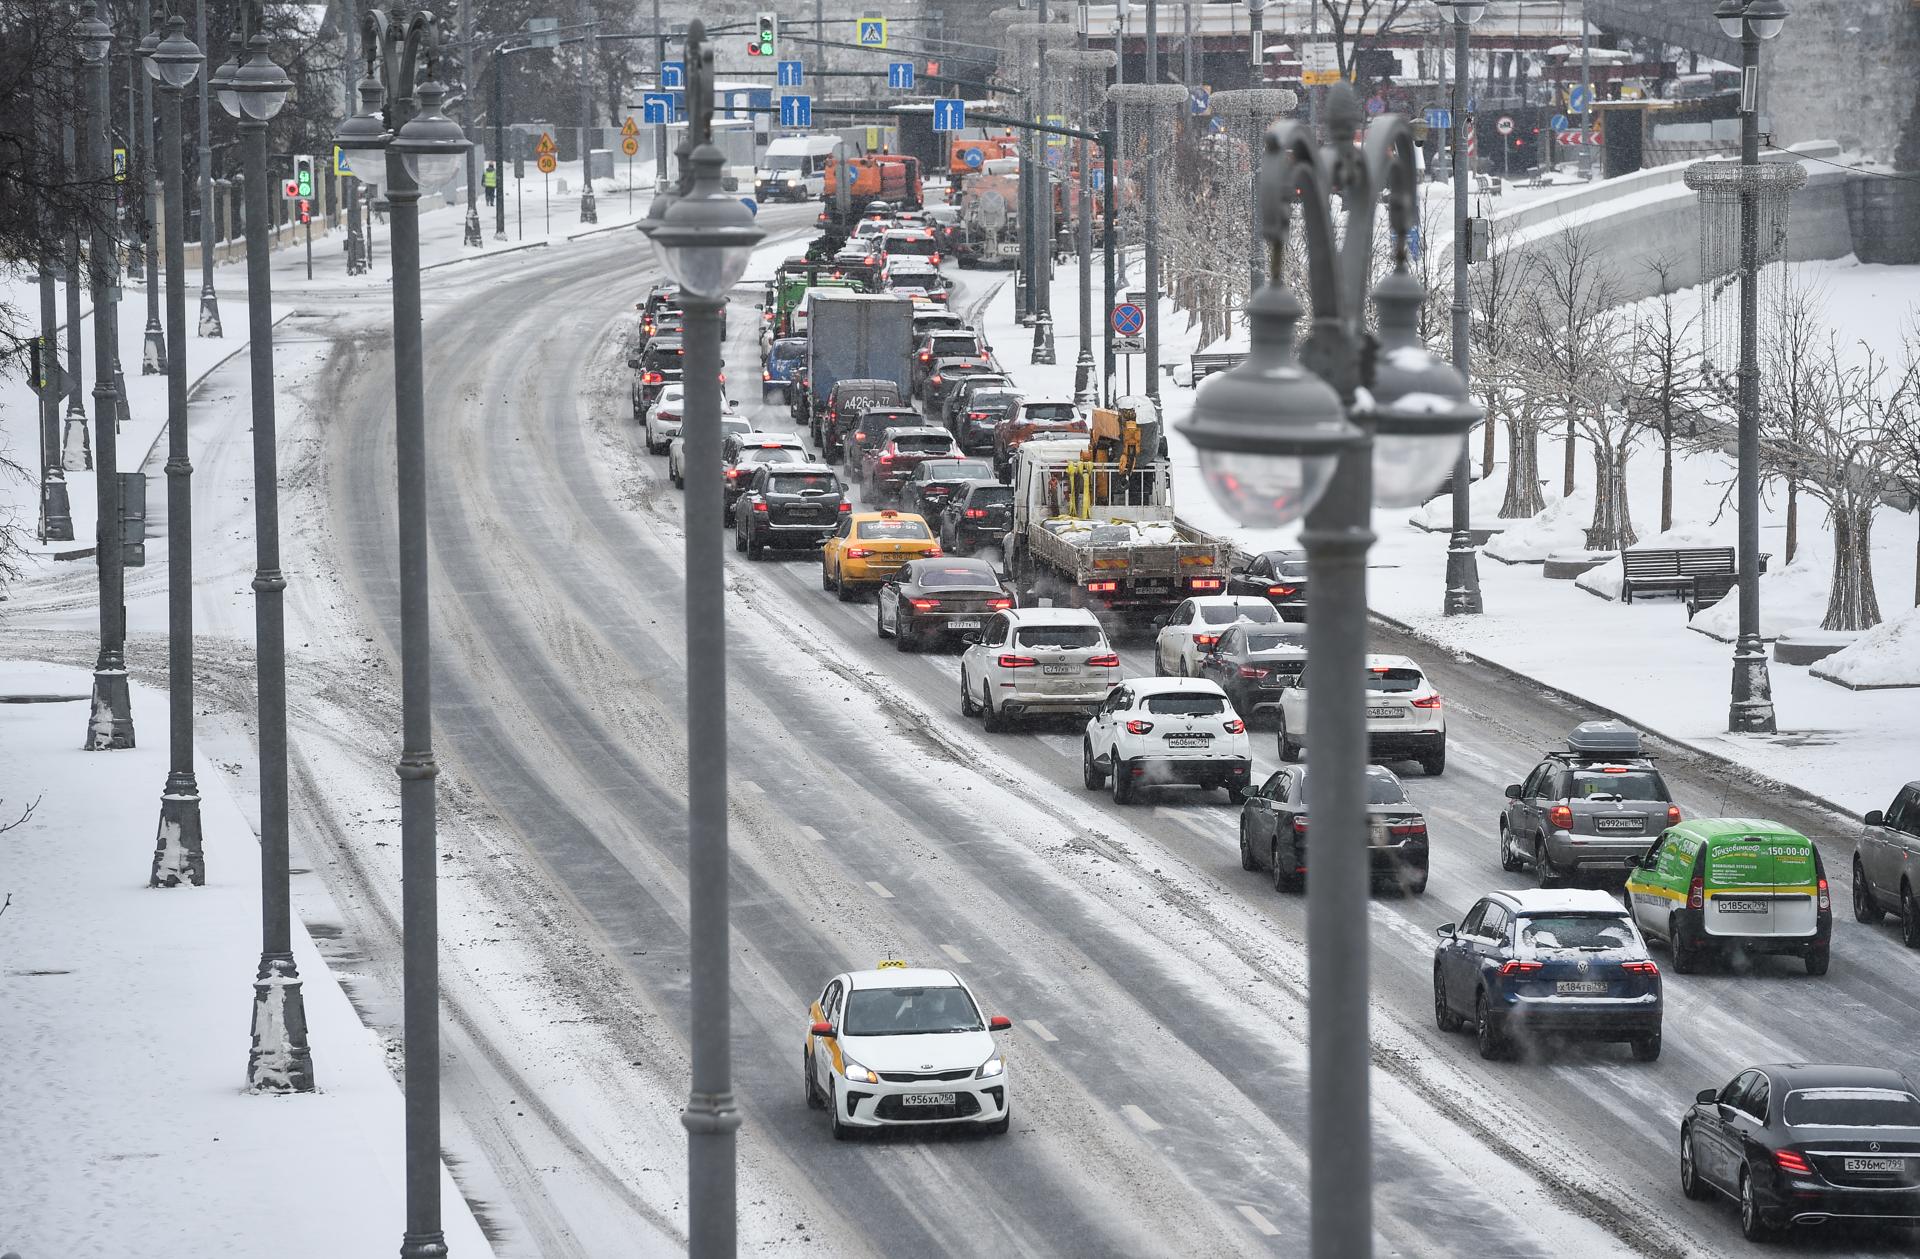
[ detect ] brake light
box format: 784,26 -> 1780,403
1410,694 -> 1442,709
1621,960 -> 1659,975
752,501 -> 768,513
879,453 -> 894,464
725,468 -> 743,480
1189,578 -> 1224,591
644,371 -> 663,383
1238,666 -> 1270,679
1086,580 -> 1118,593
1293,817 -> 1309,833
926,547 -> 943,557
1498,961 -> 1544,977
1223,719 -> 1245,734
1688,874 -> 1704,910
846,547 -> 874,558
1124,719 -> 1154,735
1088,653 -> 1120,668
965,508 -> 989,519
762,371 -> 771,381
1549,804 -> 1573,830
968,411 -> 988,420
998,654 -> 1038,669
838,501 -> 852,512
919,350 -> 931,361
930,252 -> 942,264
1817,876 -> 1830,912
1267,585 -> 1297,597
931,374 -> 943,384
908,598 -> 941,611
1194,634 -> 1220,648
1774,1150 -> 1812,1176
1666,805 -> 1682,825
854,431 -> 866,442
1389,823 -> 1427,837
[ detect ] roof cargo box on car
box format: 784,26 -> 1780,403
1566,720 -> 1643,759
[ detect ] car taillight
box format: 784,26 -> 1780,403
1238,666 -> 1270,679
1086,580 -> 1118,593
965,508 -> 989,519
968,411 -> 988,420
1549,804 -> 1573,830
838,501 -> 852,512
1292,817 -> 1309,833
1498,961 -> 1544,977
1189,578 -> 1224,591
1088,653 -> 1120,668
930,252 -> 941,264
751,501 -> 768,513
1817,876 -> 1830,912
1267,585 -> 1297,597
762,371 -> 771,380
1621,960 -> 1659,975
1688,874 -> 1705,910
644,371 -> 663,383
1410,694 -> 1442,709
1194,634 -> 1220,648
1774,1150 -> 1812,1176
986,598 -> 1013,610
1124,719 -> 1154,735
1666,805 -> 1682,825
930,374 -> 943,384
1223,719 -> 1245,734
725,468 -> 743,479
852,430 -> 866,441
925,547 -> 943,557
879,454 -> 894,464
1389,823 -> 1427,837
846,547 -> 874,558
998,654 -> 1037,668
919,350 -> 931,361
909,598 -> 940,610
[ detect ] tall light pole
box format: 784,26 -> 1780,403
577,0 -> 598,224
336,6 -> 469,1250
1032,2 -> 1056,366
138,9 -> 167,376
146,16 -> 209,887
1051,38 -> 1115,406
1578,0 -> 1594,179
1246,0 -> 1264,301
62,118 -> 92,475
1142,0 -> 1161,409
36,103 -> 75,542
76,0 -> 136,752
461,0 -> 483,247
1179,85 -> 1479,1259
1440,0 -> 1485,616
637,24 -> 762,1257
1714,0 -> 1788,734
196,0 -> 222,336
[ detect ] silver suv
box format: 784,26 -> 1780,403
1499,722 -> 1680,885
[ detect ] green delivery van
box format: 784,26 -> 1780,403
1625,818 -> 1833,976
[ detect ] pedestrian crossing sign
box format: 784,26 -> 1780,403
621,116 -> 639,138
535,132 -> 557,156
332,144 -> 353,177
856,17 -> 887,47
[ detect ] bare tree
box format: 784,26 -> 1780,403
1750,268 -> 1833,564
1566,310 -> 1641,550
1527,225 -> 1620,499
1315,0 -> 1420,82
1878,323 -> 1920,608
1624,256 -> 1711,535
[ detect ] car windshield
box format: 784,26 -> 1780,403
1297,772 -> 1409,806
1200,604 -> 1279,626
842,985 -> 985,1036
894,435 -> 954,454
1517,914 -> 1638,952
1245,628 -> 1307,652
858,519 -> 932,540
765,154 -> 806,171
1143,693 -> 1227,716
1024,403 -> 1077,422
1783,1088 -> 1920,1128
769,473 -> 838,495
1567,770 -> 1668,802
1017,624 -> 1102,649
916,564 -> 1000,590
1367,667 -> 1425,693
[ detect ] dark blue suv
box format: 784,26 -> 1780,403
1433,888 -> 1663,1062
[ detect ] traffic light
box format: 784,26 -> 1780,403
297,198 -> 311,225
749,11 -> 776,58
295,154 -> 314,198
281,178 -> 300,199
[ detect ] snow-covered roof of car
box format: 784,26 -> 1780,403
1129,677 -> 1229,697
1005,606 -> 1101,625
1364,653 -> 1422,672
741,431 -> 804,446
847,966 -> 961,991
1188,594 -> 1274,607
1493,888 -> 1630,916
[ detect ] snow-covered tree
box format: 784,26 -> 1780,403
1526,226 -> 1620,500
1750,269 -> 1834,565
1623,257 -> 1712,535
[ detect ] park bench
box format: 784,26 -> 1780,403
1188,351 -> 1248,385
1618,546 -> 1768,615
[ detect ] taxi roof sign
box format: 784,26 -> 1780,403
875,959 -> 910,969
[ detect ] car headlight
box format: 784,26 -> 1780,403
842,1058 -> 880,1085
975,1055 -> 1004,1079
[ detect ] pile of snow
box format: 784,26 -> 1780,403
1811,604 -> 1920,689
1044,516 -> 1184,546
1410,462 -> 1509,531
1574,522 -> 1730,600
1484,488 -> 1594,563
1688,544 -> 1831,640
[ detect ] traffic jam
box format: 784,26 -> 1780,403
627,186 -> 1920,1242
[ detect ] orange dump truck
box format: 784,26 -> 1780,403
823,155 -> 924,222
948,135 -> 1019,179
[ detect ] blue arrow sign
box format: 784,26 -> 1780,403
641,93 -> 673,125
888,62 -> 914,90
931,98 -> 966,132
1189,87 -> 1210,115
1089,168 -> 1104,191
961,146 -> 984,168
1569,85 -> 1592,114
661,61 -> 685,90
1424,107 -> 1452,130
780,94 -> 812,128
1111,302 -> 1144,336
778,60 -> 804,88
1550,113 -> 1569,132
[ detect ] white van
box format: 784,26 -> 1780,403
755,136 -> 841,201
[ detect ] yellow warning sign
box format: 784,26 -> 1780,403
535,132 -> 557,156
620,116 -> 639,138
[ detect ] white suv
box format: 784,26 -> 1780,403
1082,677 -> 1253,805
1276,653 -> 1447,776
960,608 -> 1118,731
647,383 -> 735,456
1155,595 -> 1282,676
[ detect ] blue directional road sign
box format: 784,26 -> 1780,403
661,61 -> 685,90
1550,113 -> 1569,132
888,61 -> 914,90
1407,225 -> 1421,259
931,98 -> 966,132
1424,107 -> 1452,129
641,93 -> 673,125
778,60 -> 804,88
1569,85 -> 1592,114
1189,87 -> 1210,115
1111,302 -> 1144,336
856,17 -> 887,47
962,146 -> 984,169
780,94 -> 812,128
1089,168 -> 1104,191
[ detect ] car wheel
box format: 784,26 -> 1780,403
1110,755 -> 1135,805
1273,842 -> 1302,893
1738,1167 -> 1771,1241
1238,820 -> 1257,871
733,526 -> 747,554
1406,870 -> 1429,896
746,537 -> 764,561
829,1079 -> 854,1142
804,1047 -> 824,1109
821,562 -> 836,592
876,601 -> 893,639
1804,946 -> 1830,977
1680,1126 -> 1710,1200
1227,782 -> 1248,806
982,690 -> 1009,734
1475,991 -> 1507,1061
1631,1027 -> 1662,1062
1277,717 -> 1301,763
1433,967 -> 1465,1032
835,573 -> 857,603
1421,744 -> 1446,776
1853,860 -> 1883,924
1671,915 -> 1700,975
1499,822 -> 1525,873
1082,740 -> 1107,790
961,670 -> 982,718
894,623 -> 916,653
985,1103 -> 1011,1136
1534,837 -> 1560,888
1903,883 -> 1920,950
671,464 -> 684,488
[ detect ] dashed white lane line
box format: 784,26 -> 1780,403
1236,1205 -> 1281,1237
798,824 -> 826,845
866,881 -> 894,899
940,944 -> 971,964
1121,1104 -> 1163,1133
738,779 -> 764,794
1025,1020 -> 1059,1042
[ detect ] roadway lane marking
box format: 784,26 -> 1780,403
940,944 -> 971,964
866,881 -> 894,899
1447,742 -> 1502,772
1025,1020 -> 1058,1042
1236,1205 -> 1281,1237
798,825 -> 826,846
738,779 -> 764,794
1121,1104 -> 1162,1132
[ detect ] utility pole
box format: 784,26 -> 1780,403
139,4 -> 166,376
1442,0 -> 1484,616
1143,0 -> 1161,410
196,0 -> 221,334
578,0 -> 598,223
463,0 -> 483,246
1578,0 -> 1593,179
1032,0 -> 1056,365
62,120 -> 90,474
656,0 -> 669,187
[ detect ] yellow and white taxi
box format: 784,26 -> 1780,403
803,961 -> 1013,1138
820,509 -> 942,600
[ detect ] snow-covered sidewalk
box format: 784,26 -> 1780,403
0,661 -> 492,1259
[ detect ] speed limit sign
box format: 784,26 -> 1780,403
621,136 -> 640,157
536,153 -> 558,174
1495,115 -> 1514,136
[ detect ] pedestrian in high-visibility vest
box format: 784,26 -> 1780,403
483,162 -> 498,206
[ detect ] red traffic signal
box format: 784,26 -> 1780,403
297,197 -> 310,224
746,39 -> 761,55
281,178 -> 299,198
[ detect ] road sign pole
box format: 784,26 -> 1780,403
305,214 -> 313,280
544,170 -> 550,235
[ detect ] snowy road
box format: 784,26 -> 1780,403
143,209 -> 1920,1256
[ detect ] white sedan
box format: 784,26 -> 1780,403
643,384 -> 736,455
667,415 -> 752,488
960,607 -> 1119,731
804,963 -> 1013,1138
1081,676 -> 1253,805
1155,595 -> 1281,676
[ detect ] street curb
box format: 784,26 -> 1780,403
566,218 -> 647,241
1366,607 -> 1870,827
419,239 -> 550,272
142,310 -> 300,473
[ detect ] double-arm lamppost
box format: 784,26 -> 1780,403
1439,0 -> 1485,616
637,22 -> 762,1255
209,15 -> 317,1094
75,0 -> 137,752
195,0 -> 222,336
336,7 -> 470,1252
1179,84 -> 1480,1258
137,10 -> 167,376
146,15 -> 209,887
1713,0 -> 1787,734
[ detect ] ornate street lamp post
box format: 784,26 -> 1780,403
196,0 -> 222,335
1179,85 -> 1479,1259
1438,0 -> 1486,616
138,12 -> 167,376
336,6 -> 470,1251
637,22 -> 763,1256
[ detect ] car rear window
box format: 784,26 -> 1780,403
842,985 -> 983,1036
917,564 -> 1000,590
1018,624 -> 1102,649
1783,1088 -> 1920,1128
1297,773 -> 1409,806
1143,693 -> 1226,716
769,473 -> 839,495
1565,770 -> 1670,802
894,435 -> 954,454
886,236 -> 938,257
1200,604 -> 1279,626
930,335 -> 979,356
858,519 -> 932,540
967,487 -> 1013,506
771,341 -> 806,361
1366,667 -> 1426,693
1024,403 -> 1077,422
1517,914 -> 1637,952
971,392 -> 1021,411
1277,559 -> 1310,578
927,460 -> 993,481
740,448 -> 806,466
1245,628 -> 1307,652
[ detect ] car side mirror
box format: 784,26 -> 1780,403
810,1020 -> 835,1036
626,352 -> 643,369
1436,924 -> 1456,940
1503,784 -> 1523,800
1637,853 -> 1658,869
988,1015 -> 1012,1031
1696,1088 -> 1719,1106
1864,809 -> 1885,827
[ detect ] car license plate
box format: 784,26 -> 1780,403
949,619 -> 981,630
1716,897 -> 1767,914
1370,824 -> 1390,844
1555,981 -> 1609,995
1042,664 -> 1075,675
1166,734 -> 1210,748
1844,1157 -> 1904,1173
903,1092 -> 957,1107
1366,706 -> 1399,719
1594,816 -> 1643,832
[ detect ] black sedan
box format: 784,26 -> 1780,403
1680,1063 -> 1920,1240
900,458 -> 996,520
1226,549 -> 1310,621
939,481 -> 1013,555
1239,764 -> 1428,895
875,557 -> 1013,651
1195,622 -> 1307,727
